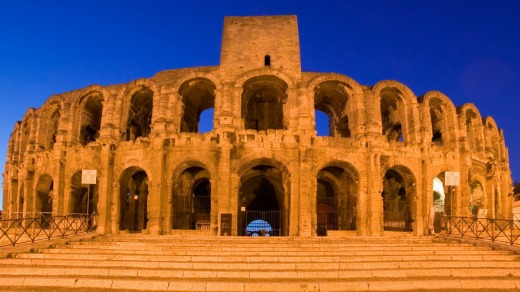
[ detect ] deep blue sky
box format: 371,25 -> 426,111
1,1 -> 519,209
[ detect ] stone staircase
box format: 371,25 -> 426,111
0,235 -> 519,291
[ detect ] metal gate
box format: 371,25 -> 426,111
316,198 -> 338,235
383,201 -> 413,231
172,196 -> 210,230
240,211 -> 282,236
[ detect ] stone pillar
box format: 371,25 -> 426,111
297,147 -> 311,237
289,157 -> 300,237
146,143 -> 163,235
367,153 -> 383,236
96,144 -> 114,235
356,175 -> 368,236
215,141 -> 232,236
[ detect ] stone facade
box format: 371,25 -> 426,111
2,15 -> 513,236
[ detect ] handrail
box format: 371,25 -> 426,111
443,215 -> 520,246
0,213 -> 96,247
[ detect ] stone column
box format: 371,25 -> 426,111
96,144 -> 114,235
297,147 -> 311,237
216,134 -> 233,235
367,152 -> 383,236
146,142 -> 163,235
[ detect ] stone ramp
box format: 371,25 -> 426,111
0,235 -> 519,291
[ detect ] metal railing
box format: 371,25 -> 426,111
443,215 -> 520,246
0,212 -> 96,247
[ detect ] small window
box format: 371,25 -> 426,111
264,55 -> 271,66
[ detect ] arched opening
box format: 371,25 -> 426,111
179,78 -> 216,133
431,174 -> 449,233
314,81 -> 351,137
238,163 -> 288,236
316,165 -> 357,236
465,110 -> 481,151
429,99 -> 445,145
70,171 -> 97,215
242,76 -> 287,131
40,106 -> 61,151
469,181 -> 485,217
380,88 -> 405,142
79,93 -> 103,145
382,167 -> 415,232
19,119 -> 31,160
172,166 -> 211,230
35,174 -> 53,228
119,168 -> 149,232
125,87 -> 153,141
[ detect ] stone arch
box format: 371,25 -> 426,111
373,81 -> 418,143
235,153 -> 292,179
178,78 -> 216,133
8,122 -> 21,163
19,109 -> 36,160
69,170 -> 98,215
420,91 -> 458,148
311,80 -> 354,137
307,74 -> 365,137
233,68 -> 296,88
240,75 -> 288,130
115,159 -> 153,185
483,117 -> 502,160
457,103 -> 484,151
118,166 -> 149,232
35,174 -> 53,227
237,157 -> 291,236
170,161 -> 212,230
75,89 -> 105,145
37,95 -> 64,151
314,160 -> 359,235
119,81 -> 157,141
382,165 -> 416,232
469,180 -> 486,217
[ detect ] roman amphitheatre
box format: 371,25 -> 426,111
3,14 -> 513,236
0,15 -> 518,291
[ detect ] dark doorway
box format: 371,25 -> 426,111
119,169 -> 149,232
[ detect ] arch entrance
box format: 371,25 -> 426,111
172,166 -> 211,230
316,165 -> 357,236
35,174 -> 53,228
382,167 -> 415,232
238,164 -> 288,236
119,167 -> 148,232
70,171 -> 98,215
431,174 -> 449,233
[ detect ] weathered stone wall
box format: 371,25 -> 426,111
2,15 -> 513,237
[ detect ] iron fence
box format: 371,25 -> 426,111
443,215 -> 520,246
0,212 -> 96,247
240,211 -> 283,236
172,196 -> 211,230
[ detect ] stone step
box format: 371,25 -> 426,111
38,247 -> 510,256
2,235 -> 519,291
0,276 -> 518,291
90,236 -> 451,244
2,258 -> 520,270
68,240 -> 478,246
0,266 -> 518,279
13,252 -> 518,262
